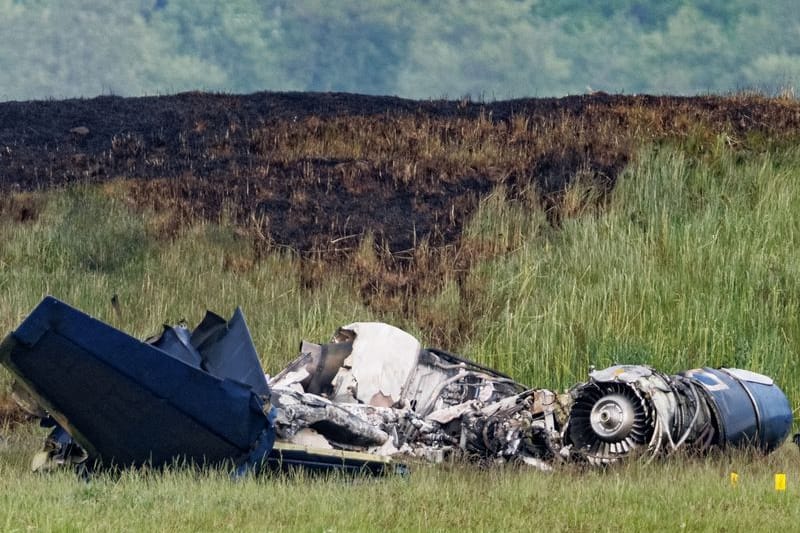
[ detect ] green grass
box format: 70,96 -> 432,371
0,185 -> 381,373
2,424 -> 800,532
460,139 -> 800,394
2,138 -> 800,530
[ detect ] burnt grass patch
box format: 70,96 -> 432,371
2,91 -> 800,344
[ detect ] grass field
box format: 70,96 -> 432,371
2,424 -> 800,532
2,136 -> 800,530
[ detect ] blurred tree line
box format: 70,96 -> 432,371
1,0 -> 798,101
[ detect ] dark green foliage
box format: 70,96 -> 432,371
534,0 -> 761,30
1,0 -> 799,100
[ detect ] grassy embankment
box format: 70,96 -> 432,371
2,136 -> 800,529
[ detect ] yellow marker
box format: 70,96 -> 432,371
775,473 -> 786,492
730,472 -> 739,487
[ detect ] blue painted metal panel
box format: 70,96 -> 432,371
721,369 -> 792,452
191,308 -> 270,397
149,325 -> 202,369
682,367 -> 792,451
0,296 -> 275,468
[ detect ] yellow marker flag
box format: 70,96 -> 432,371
730,472 -> 739,487
775,473 -> 786,492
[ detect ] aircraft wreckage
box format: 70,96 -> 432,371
0,297 -> 794,475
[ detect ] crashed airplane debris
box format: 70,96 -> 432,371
270,323 -> 793,467
1,297 -> 277,475
0,297 -> 793,475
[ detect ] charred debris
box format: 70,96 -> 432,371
0,297 -> 793,476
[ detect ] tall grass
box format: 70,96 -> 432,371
461,139 -> 800,397
0,184 -> 376,376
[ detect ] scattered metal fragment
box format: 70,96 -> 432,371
267,441 -> 406,476
0,297 -> 794,476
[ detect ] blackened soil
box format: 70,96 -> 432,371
2,90 -> 800,363
1,91 -> 799,254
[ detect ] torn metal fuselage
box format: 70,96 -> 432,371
0,297 -> 277,474
0,298 -> 399,476
270,323 -> 794,468
269,322 -> 569,467
0,298 -> 794,474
